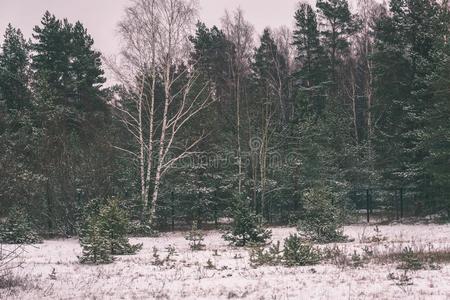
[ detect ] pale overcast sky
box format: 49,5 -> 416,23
0,0 -> 306,57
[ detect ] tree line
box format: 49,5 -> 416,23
1,0 -> 449,235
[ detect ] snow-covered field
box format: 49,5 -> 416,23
2,224 -> 450,300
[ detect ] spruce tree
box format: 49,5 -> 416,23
78,215 -> 113,264
252,28 -> 289,122
223,195 -> 272,247
79,198 -> 142,264
0,206 -> 41,244
30,11 -> 109,234
0,24 -> 30,111
372,0 -> 447,195
97,199 -> 142,255
0,25 -> 39,215
298,186 -> 348,243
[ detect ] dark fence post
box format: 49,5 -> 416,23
171,191 -> 175,231
214,192 -> 218,228
395,189 -> 399,221
214,208 -> 218,228
400,188 -> 404,220
366,189 -> 370,223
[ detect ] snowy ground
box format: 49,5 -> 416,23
2,224 -> 450,300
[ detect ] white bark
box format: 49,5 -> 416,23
109,0 -> 213,224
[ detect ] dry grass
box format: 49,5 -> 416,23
3,224 -> 450,299
374,247 -> 450,266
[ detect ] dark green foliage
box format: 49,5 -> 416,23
282,234 -> 321,267
78,216 -> 113,264
185,221 -> 205,251
397,247 -> 423,270
223,195 -> 272,247
293,3 -> 327,116
128,220 -> 159,237
78,198 -> 142,264
298,186 -> 349,243
32,11 -> 105,104
0,207 -> 42,244
249,241 -> 282,267
372,0 -> 450,201
422,39 -> 450,217
350,251 -> 364,268
252,28 -> 289,124
316,0 -> 359,79
97,198 -> 143,255
0,24 -> 30,111
1,0 -> 450,233
249,234 -> 321,267
189,22 -> 234,102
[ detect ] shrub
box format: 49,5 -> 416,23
128,220 -> 159,237
388,270 -> 413,286
249,241 -> 282,267
250,235 -> 321,267
205,258 -> 216,269
97,199 -> 142,255
0,243 -> 24,287
78,198 -> 142,264
223,195 -> 272,247
282,234 -> 321,267
298,186 -> 348,244
78,216 -> 113,264
152,245 -> 177,266
322,245 -> 348,267
397,247 -> 423,270
185,221 -> 205,251
350,251 -> 364,268
0,207 -> 41,244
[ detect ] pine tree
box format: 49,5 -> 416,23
190,22 -> 234,103
316,0 -> 359,83
31,12 -> 67,99
292,4 -> 327,117
250,28 -> 289,217
32,11 -> 106,116
282,234 -> 321,266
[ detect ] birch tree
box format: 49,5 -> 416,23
109,0 -> 214,224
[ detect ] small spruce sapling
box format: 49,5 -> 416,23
397,247 -> 423,270
282,234 -> 321,267
97,199 -> 142,255
78,198 -> 142,264
185,221 -> 205,250
298,186 -> 348,243
223,195 -> 272,247
78,216 -> 113,264
0,206 -> 42,244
